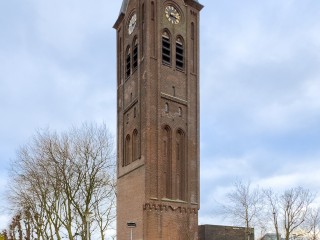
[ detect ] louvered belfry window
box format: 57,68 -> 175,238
162,32 -> 171,65
176,37 -> 184,70
133,39 -> 138,71
126,47 -> 131,78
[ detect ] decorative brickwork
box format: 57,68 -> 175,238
143,203 -> 198,214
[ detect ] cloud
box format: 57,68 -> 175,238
1,0 -> 320,232
254,77 -> 320,132
28,0 -> 118,54
0,1 -> 121,229
200,0 -> 320,155
0,0 -> 118,134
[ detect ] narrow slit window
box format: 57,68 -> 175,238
191,22 -> 195,40
162,32 -> 171,65
176,129 -> 186,200
132,129 -> 139,161
141,25 -> 144,56
151,2 -> 155,20
176,38 -> 184,70
162,125 -> 172,199
142,4 -> 145,23
118,37 -> 122,85
125,134 -> 131,166
126,47 -> 131,78
133,39 -> 138,71
165,103 -> 169,113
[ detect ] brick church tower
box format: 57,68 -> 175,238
114,0 -> 203,239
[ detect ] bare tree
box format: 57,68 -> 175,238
264,187 -> 315,240
218,180 -> 264,239
7,123 -> 116,240
281,187 -> 314,240
264,188 -> 281,240
305,207 -> 320,240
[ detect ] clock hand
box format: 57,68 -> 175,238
170,13 -> 177,19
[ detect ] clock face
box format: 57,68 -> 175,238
128,13 -> 137,35
165,6 -> 180,24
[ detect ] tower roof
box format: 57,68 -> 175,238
119,0 -> 201,15
119,0 -> 129,15
114,0 -> 203,29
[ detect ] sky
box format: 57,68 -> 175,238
1,0 -> 320,234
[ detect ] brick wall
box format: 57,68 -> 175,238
199,225 -> 255,240
114,0 -> 203,239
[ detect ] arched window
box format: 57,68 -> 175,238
162,31 -> 171,65
125,134 -> 131,166
132,129 -> 139,161
132,38 -> 138,71
162,125 -> 172,199
126,46 -> 131,78
176,37 -> 184,70
176,129 -> 186,201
